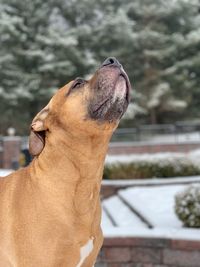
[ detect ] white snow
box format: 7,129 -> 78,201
103,195 -> 147,228
101,181 -> 200,240
0,169 -> 12,177
101,209 -> 113,228
151,132 -> 200,143
106,150 -> 200,165
118,185 -> 185,228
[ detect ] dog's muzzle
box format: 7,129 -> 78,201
88,57 -> 131,122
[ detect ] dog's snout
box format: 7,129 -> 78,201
101,57 -> 122,68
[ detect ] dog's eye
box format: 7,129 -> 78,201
71,78 -> 85,89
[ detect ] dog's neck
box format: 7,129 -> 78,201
29,128 -> 111,210
34,128 -> 110,176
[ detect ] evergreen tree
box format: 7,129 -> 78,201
0,0 -> 199,133
162,0 -> 200,119
123,0 -> 194,123
0,0 -> 54,133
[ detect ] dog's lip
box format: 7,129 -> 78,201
117,70 -> 131,102
97,65 -> 131,102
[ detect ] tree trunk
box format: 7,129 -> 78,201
150,108 -> 157,124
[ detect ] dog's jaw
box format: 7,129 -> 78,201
88,65 -> 131,122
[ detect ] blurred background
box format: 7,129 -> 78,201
1,0 -> 200,266
0,0 -> 200,134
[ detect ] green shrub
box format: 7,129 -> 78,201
175,185 -> 200,228
103,157 -> 200,179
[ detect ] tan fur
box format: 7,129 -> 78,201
0,77 -> 119,266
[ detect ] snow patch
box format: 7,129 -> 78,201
0,169 -> 13,177
118,185 -> 185,228
103,195 -> 147,228
101,182 -> 200,241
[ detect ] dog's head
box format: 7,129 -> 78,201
29,57 -> 131,156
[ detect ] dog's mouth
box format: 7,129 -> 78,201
88,59 -> 131,122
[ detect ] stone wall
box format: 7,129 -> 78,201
1,137 -> 21,169
96,237 -> 200,267
108,142 -> 200,155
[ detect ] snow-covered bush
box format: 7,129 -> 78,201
104,161 -> 200,179
104,152 -> 200,179
175,185 -> 200,228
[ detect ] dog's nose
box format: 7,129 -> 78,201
101,57 -> 122,68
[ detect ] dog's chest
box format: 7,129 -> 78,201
74,181 -> 99,215
76,238 -> 94,267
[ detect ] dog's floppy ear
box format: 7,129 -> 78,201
29,106 -> 49,156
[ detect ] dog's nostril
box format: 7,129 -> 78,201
109,58 -> 115,64
101,57 -> 122,68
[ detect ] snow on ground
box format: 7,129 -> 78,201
101,209 -> 113,228
101,180 -> 200,240
103,195 -> 147,228
0,169 -> 13,177
150,132 -> 200,143
112,132 -> 200,144
118,185 -> 185,228
106,152 -> 185,164
106,149 -> 200,166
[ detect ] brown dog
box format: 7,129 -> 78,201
0,57 -> 130,267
